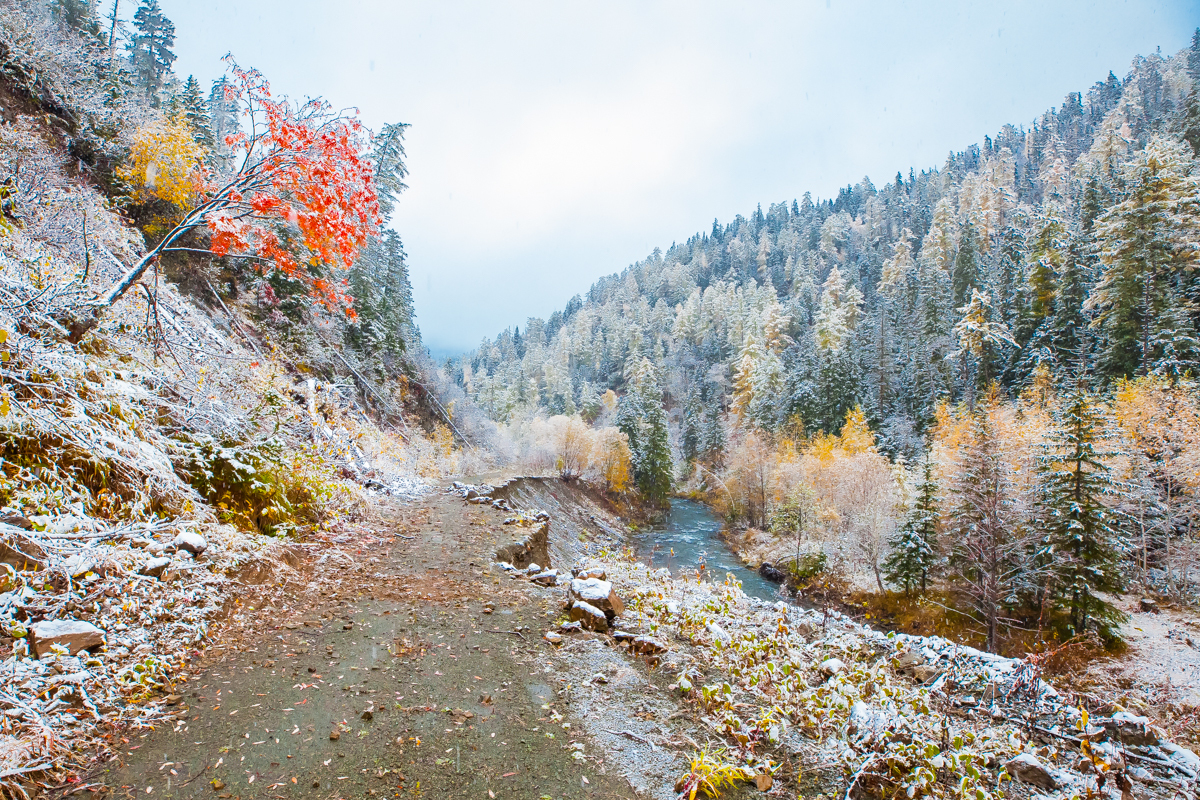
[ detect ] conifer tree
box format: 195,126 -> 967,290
1089,136 -> 1200,381
883,457 -> 940,595
178,75 -> 212,149
617,358 -> 673,502
1037,378 -> 1127,637
127,0 -> 176,105
947,407 -> 1025,653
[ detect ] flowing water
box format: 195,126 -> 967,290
628,498 -> 784,602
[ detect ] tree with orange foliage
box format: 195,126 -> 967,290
65,59 -> 381,337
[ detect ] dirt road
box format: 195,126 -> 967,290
102,489 -> 639,799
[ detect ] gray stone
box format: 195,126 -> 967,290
1100,712 -> 1159,746
1005,754 -> 1061,790
172,531 -> 208,556
141,557 -> 171,578
29,620 -> 106,658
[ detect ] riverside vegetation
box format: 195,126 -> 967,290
0,1 -> 1199,799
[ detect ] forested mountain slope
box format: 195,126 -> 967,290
458,37 -> 1200,456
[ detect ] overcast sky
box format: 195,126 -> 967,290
157,0 -> 1197,356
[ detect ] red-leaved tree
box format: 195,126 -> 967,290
75,59 -> 381,335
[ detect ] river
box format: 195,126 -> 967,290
627,498 -> 784,602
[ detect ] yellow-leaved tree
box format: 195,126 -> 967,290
117,112 -> 207,211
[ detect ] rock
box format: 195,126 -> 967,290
589,673 -> 608,684
910,664 -> 939,684
1100,712 -> 1159,746
754,774 -> 773,792
1139,597 -> 1159,613
568,577 -> 624,619
632,636 -> 667,655
819,658 -> 846,677
574,566 -> 606,580
530,569 -> 559,586
0,563 -> 14,593
0,527 -> 46,570
543,631 -> 563,644
525,563 -> 543,575
361,710 -> 373,721
329,731 -> 340,741
894,649 -> 925,672
141,557 -> 171,578
172,531 -> 208,556
758,562 -> 787,583
560,621 -> 583,633
1005,753 -> 1062,790
568,601 -> 608,632
210,779 -> 225,791
29,620 -> 106,658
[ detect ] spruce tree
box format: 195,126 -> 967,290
617,358 -> 673,503
883,457 -> 940,595
179,75 -> 213,149
1090,136 -> 1200,381
1037,378 -> 1127,637
127,0 -> 176,106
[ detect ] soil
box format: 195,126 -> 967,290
99,490 -> 647,799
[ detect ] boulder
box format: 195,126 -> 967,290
172,531 -> 208,556
1005,753 -> 1062,790
1139,597 -> 1159,613
29,620 -> 106,658
568,601 -> 608,632
758,562 -> 787,583
530,569 -> 559,586
141,557 -> 171,578
568,577 -> 624,619
1100,712 -> 1159,746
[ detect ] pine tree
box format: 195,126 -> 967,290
1037,378 -> 1127,637
883,457 -> 940,595
127,0 -> 176,106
